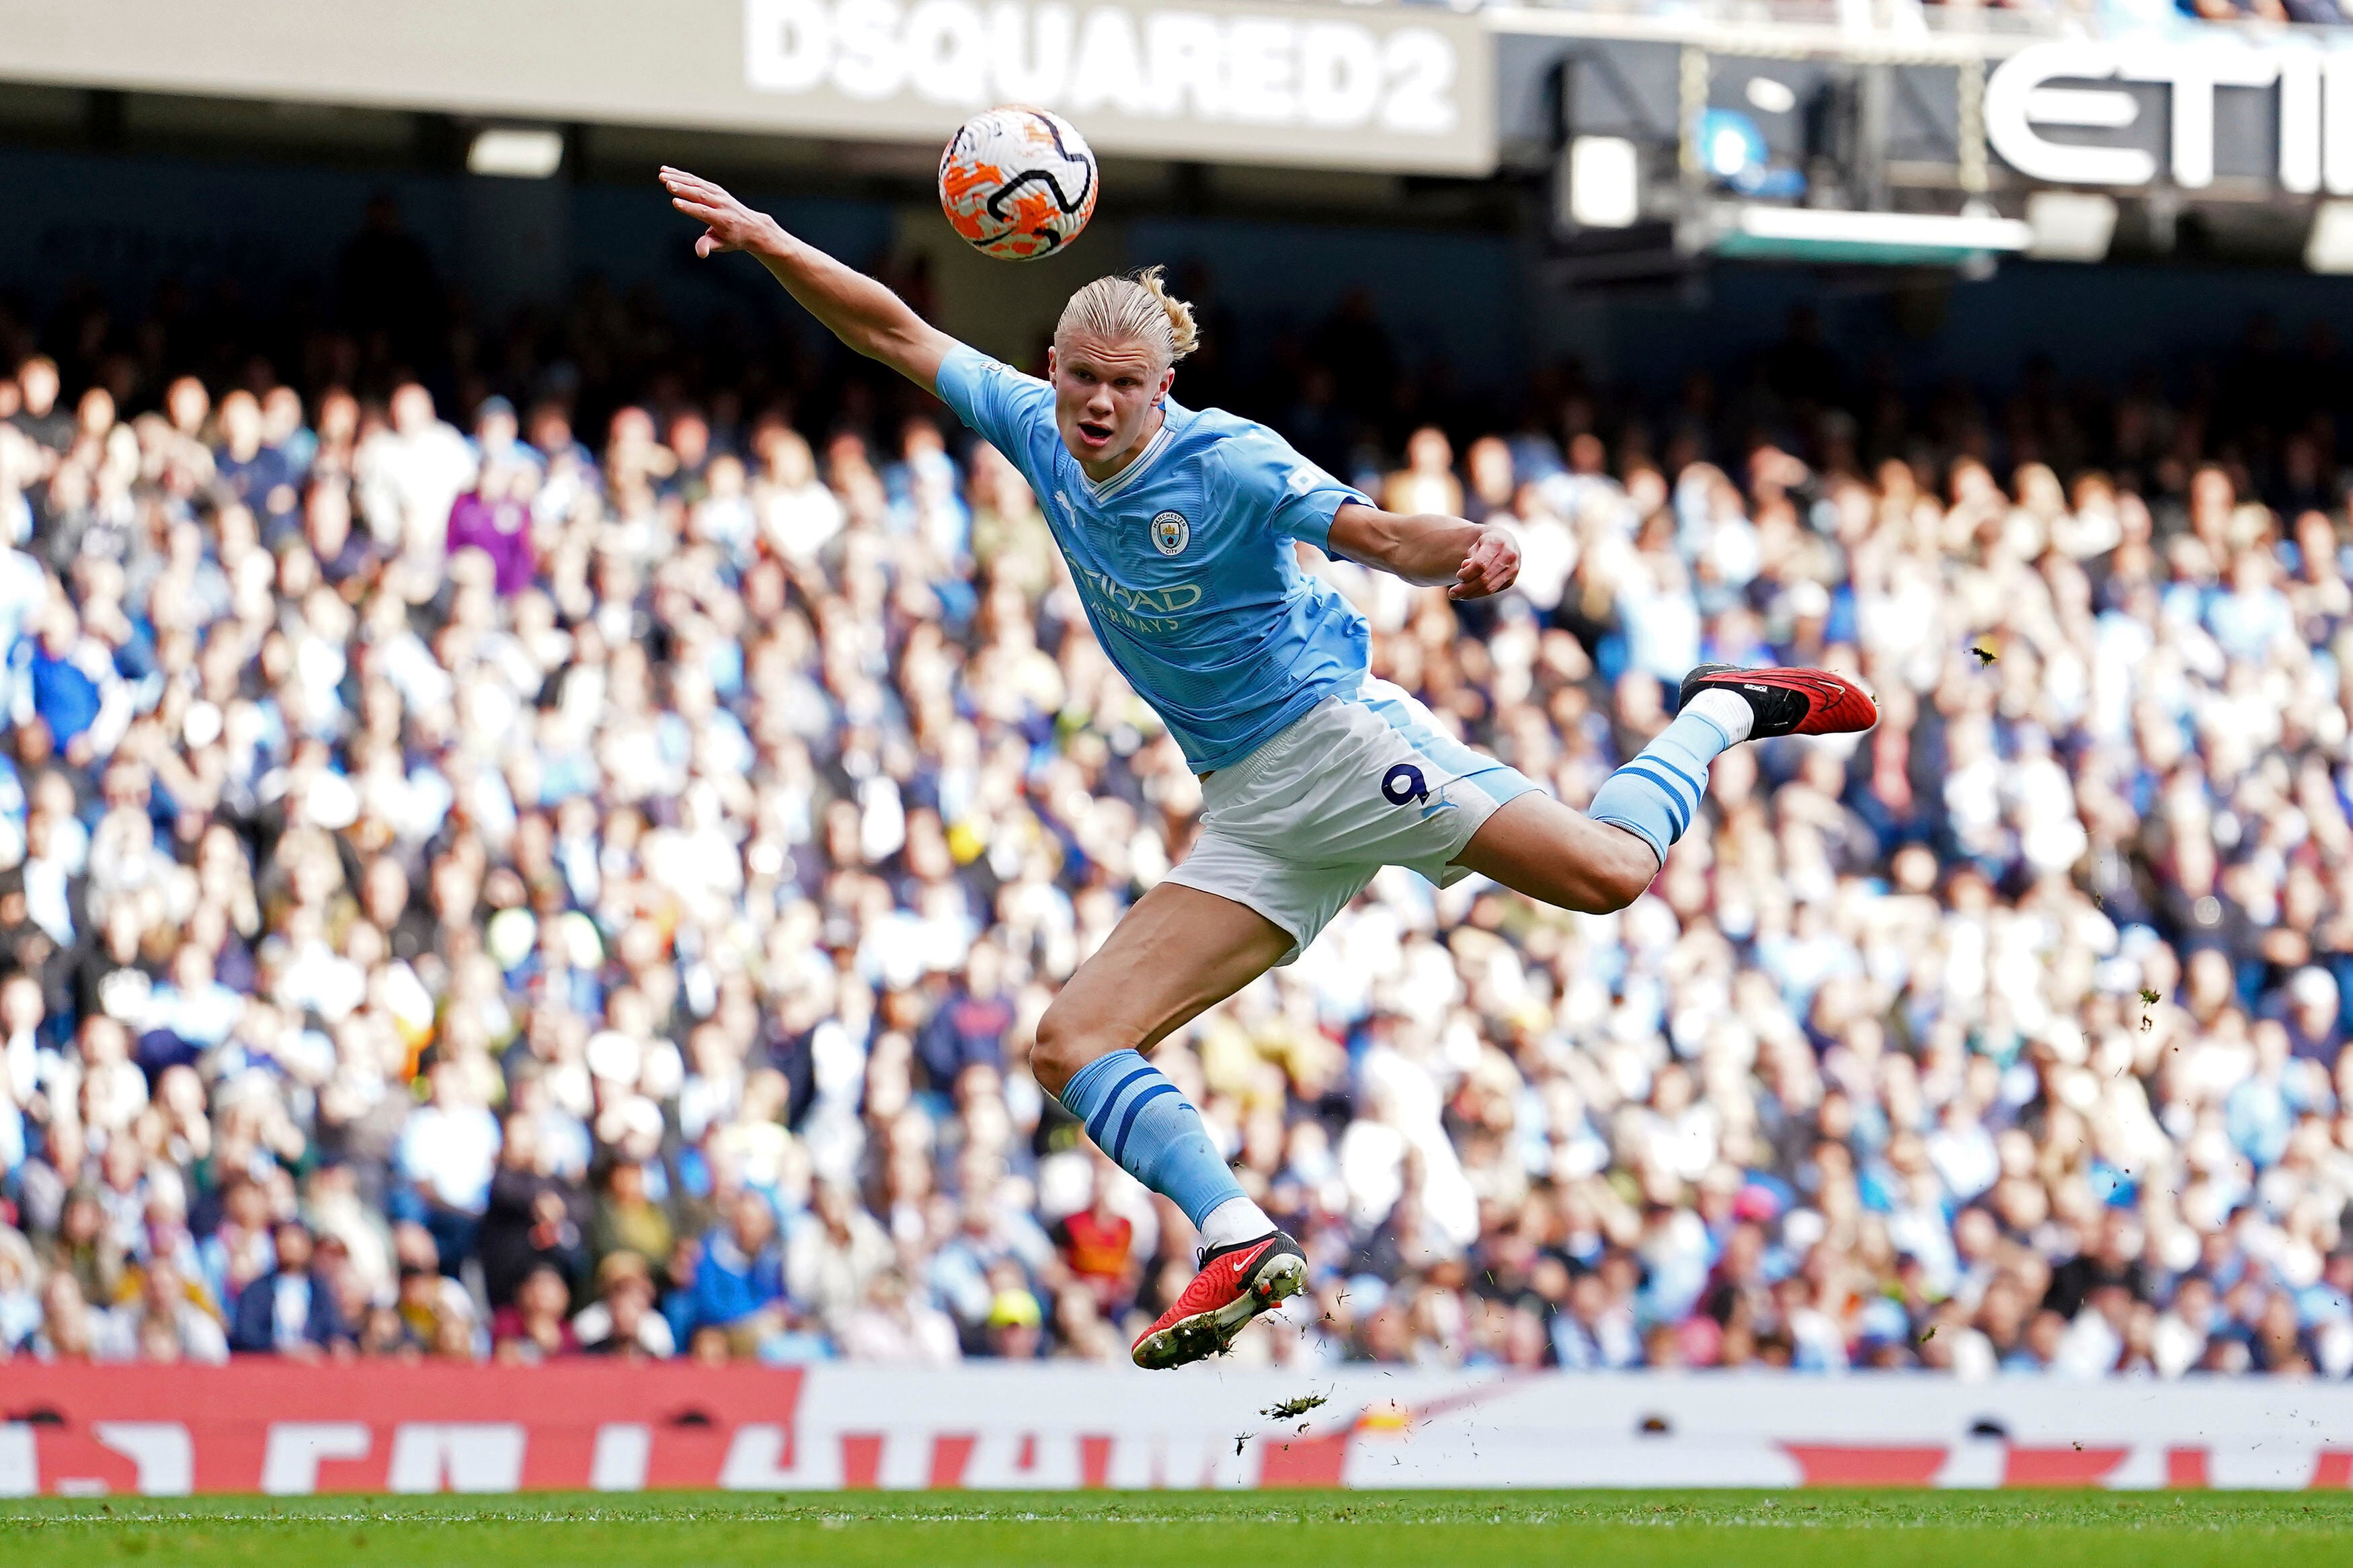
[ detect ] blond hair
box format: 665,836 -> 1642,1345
1054,265 -> 1199,367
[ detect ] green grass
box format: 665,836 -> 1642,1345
3,1489 -> 2349,1567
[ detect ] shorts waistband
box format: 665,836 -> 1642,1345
1203,686 -> 1360,797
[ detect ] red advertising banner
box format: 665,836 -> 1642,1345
0,1362 -> 801,1495
4,1364 -> 2353,1495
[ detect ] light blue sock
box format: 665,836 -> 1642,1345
1058,1049 -> 1246,1229
1587,692 -> 1747,865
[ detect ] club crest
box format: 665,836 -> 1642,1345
1150,510 -> 1190,556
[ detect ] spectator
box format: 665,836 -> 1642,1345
575,1249 -> 676,1359
491,1260 -> 580,1362
214,390 -> 298,539
40,1186 -> 124,1310
837,1267 -> 960,1366
984,1278 -> 1045,1360
0,1225 -> 46,1350
785,1179 -> 893,1335
678,1190 -> 790,1350
354,381 -> 475,582
447,463 -> 536,597
7,357 -> 72,456
2280,967 -> 2344,1064
122,1256 -> 230,1365
391,1261 -> 452,1352
24,1270 -> 115,1361
430,1290 -> 486,1362
393,1061 -> 501,1280
227,1222 -> 350,1357
1052,1175 -> 1138,1316
475,1114 -> 586,1309
914,946 -> 1012,1091
22,602 -> 114,764
589,1157 -> 674,1284
1382,426 -> 1464,518
196,1178 -> 278,1327
2044,1210 -> 2150,1321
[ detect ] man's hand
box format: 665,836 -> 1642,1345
1330,503 -> 1523,597
1449,525 -> 1520,601
659,164 -> 957,389
660,167 -> 781,259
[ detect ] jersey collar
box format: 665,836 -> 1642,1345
1077,405 -> 1181,504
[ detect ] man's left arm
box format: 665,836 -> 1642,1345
1327,501 -> 1520,602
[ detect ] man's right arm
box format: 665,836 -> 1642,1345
661,167 -> 959,390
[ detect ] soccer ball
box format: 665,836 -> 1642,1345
939,106 -> 1099,262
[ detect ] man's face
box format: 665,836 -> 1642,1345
19,362 -> 57,417
0,977 -> 39,1034
221,394 -> 262,452
364,859 -> 408,921
276,1226 -> 314,1273
731,1194 -> 773,1251
167,378 -> 208,433
391,385 -> 433,437
146,1262 -> 182,1311
608,1276 -> 651,1328
1047,332 -> 1171,476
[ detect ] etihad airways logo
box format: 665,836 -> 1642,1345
1074,564 -> 1201,636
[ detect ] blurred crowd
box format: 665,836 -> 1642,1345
0,233 -> 2350,1383
2165,0 -> 2348,26
1470,0 -> 2353,30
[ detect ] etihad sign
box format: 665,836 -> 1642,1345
1988,39 -> 2353,193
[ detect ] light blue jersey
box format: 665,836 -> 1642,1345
936,345 -> 1372,773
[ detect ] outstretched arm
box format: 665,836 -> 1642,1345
1327,501 -> 1520,602
660,166 -> 959,390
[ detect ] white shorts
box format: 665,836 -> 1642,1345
1162,677 -> 1540,964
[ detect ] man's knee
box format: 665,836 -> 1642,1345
1553,823 -> 1659,914
1592,827 -> 1662,913
1032,1000 -> 1123,1100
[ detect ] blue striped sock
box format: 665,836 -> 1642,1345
1587,704 -> 1737,865
1056,1049 -> 1244,1228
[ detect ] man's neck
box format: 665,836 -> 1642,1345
1078,405 -> 1165,485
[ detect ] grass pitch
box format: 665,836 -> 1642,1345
3,1489 -> 2348,1566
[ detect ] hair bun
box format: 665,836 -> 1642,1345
1055,267 -> 1200,366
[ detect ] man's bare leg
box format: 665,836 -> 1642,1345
1453,663 -> 1879,913
1029,881 -> 1294,1097
1029,882 -> 1306,1368
1449,792 -> 1661,913
1031,881 -> 1293,1246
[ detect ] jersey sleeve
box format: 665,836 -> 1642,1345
1210,423 -> 1369,552
934,344 -> 1054,458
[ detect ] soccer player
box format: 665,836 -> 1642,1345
661,168 -> 1876,1369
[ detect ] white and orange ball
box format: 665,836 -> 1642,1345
938,106 -> 1099,262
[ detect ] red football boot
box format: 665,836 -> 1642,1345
1678,663 -> 1878,738
1131,1231 -> 1308,1370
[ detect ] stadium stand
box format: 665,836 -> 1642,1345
0,206 -> 2350,1383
